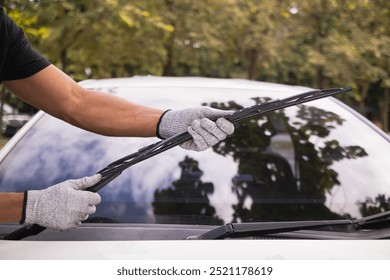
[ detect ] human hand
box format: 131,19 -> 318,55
157,106 -> 235,151
23,174 -> 101,231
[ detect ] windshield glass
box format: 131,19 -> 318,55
0,84 -> 389,225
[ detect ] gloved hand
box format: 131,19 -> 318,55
157,106 -> 235,151
22,174 -> 102,231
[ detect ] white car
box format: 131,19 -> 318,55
1,76 -> 390,259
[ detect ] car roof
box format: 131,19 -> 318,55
78,76 -> 313,96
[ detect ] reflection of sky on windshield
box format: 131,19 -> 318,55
0,117 -> 108,188
120,146 -> 239,222
0,111 -> 241,222
182,149 -> 238,222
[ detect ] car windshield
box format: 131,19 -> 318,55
0,82 -> 389,225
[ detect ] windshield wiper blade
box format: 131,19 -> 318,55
89,86 -> 352,193
186,211 -> 390,240
2,86 -> 351,241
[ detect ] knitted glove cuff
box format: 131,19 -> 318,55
156,109 -> 172,139
23,190 -> 40,224
19,191 -> 28,224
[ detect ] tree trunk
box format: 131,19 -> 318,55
162,27 -> 176,76
246,48 -> 258,80
162,0 -> 176,76
0,86 -> 5,136
384,87 -> 389,132
315,66 -> 325,89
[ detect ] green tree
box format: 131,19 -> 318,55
282,0 -> 390,129
2,0 -> 389,131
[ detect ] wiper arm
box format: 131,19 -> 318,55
2,86 -> 351,241
355,210 -> 390,229
186,211 -> 390,240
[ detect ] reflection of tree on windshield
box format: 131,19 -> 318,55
292,105 -> 367,195
211,99 -> 368,222
151,98 -> 369,224
153,156 -> 223,225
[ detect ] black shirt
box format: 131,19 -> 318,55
0,7 -> 50,82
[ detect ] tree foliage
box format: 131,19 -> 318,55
2,0 -> 389,130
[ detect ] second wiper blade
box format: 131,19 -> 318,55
186,220 -> 353,240
187,211 -> 390,240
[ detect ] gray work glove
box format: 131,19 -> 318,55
22,174 -> 102,231
157,106 -> 235,151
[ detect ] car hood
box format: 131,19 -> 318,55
1,239 -> 390,260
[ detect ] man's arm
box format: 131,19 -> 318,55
3,65 -> 164,137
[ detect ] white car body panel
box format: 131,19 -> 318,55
1,240 -> 390,260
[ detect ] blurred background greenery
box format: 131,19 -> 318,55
1,0 -> 389,136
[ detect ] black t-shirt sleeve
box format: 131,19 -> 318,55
0,8 -> 50,81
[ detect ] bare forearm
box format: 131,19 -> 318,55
61,89 -> 164,137
0,193 -> 23,223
